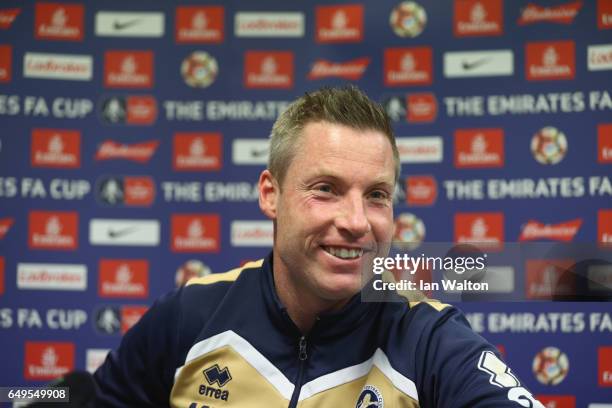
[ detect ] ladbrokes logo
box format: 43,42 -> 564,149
588,44 -> 612,71
0,45 -> 11,82
525,259 -> 575,299
31,129 -> 80,168
454,0 -> 502,37
104,51 -> 153,88
95,139 -> 159,163
599,209 -> 612,246
0,8 -> 20,29
599,346 -> 612,386
99,259 -> 148,298
0,217 -> 14,239
244,51 -> 294,89
200,364 -> 232,401
172,214 -> 220,252
526,41 -> 575,81
599,124 -> 612,163
454,129 -> 504,168
518,1 -> 582,25
173,133 -> 222,171
35,3 -> 83,41
384,47 -> 432,86
455,212 -> 504,249
235,12 -> 304,37
17,263 -> 87,291
29,211 -> 78,250
24,342 -> 74,380
176,6 -> 224,43
24,52 -> 92,81
407,93 -> 437,123
599,0 -> 612,29
315,4 -> 363,43
307,58 -> 369,80
519,219 -> 582,242
406,176 -> 437,206
396,137 -> 443,163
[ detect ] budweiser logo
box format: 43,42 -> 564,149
518,1 -> 582,25
519,219 -> 582,241
0,8 -> 20,29
307,58 -> 369,80
95,140 -> 159,162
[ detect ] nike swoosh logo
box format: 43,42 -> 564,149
107,225 -> 139,239
250,148 -> 268,158
461,58 -> 491,71
112,19 -> 142,31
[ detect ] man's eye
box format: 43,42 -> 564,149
369,190 -> 390,200
315,184 -> 333,193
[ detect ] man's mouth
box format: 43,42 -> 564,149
322,246 -> 364,260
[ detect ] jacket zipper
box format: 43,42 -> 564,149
288,335 -> 308,408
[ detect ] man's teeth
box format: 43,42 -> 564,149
324,246 -> 363,259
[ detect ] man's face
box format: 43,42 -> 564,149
261,121 -> 396,304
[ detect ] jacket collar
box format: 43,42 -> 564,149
260,252 -> 380,341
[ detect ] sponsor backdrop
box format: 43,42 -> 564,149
0,0 -> 611,405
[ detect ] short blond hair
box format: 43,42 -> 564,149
268,86 -> 400,186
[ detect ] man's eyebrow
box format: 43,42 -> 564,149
303,172 -> 395,189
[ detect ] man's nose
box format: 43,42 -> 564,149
336,192 -> 371,237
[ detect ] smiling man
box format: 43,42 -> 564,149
94,86 -> 543,408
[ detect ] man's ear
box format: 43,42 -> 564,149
259,170 -> 279,219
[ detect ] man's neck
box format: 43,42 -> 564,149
271,258 -> 348,334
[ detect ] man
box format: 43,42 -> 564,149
94,86 -> 543,407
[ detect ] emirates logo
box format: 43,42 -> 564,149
46,217 -> 62,236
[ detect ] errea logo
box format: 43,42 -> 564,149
200,364 -> 232,401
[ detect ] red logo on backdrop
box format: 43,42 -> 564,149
535,395 -> 576,408
454,0 -> 503,37
24,342 -> 75,380
599,346 -> 612,386
519,219 -> 582,242
95,140 -> 159,163
315,4 -> 363,43
0,218 -> 14,239
0,256 -> 4,295
104,51 -> 154,89
599,0 -> 612,29
599,124 -> 612,163
31,129 -> 81,168
29,211 -> 78,250
121,306 -> 148,334
454,129 -> 504,168
173,133 -> 222,171
406,176 -> 437,206
171,214 -> 220,252
127,96 -> 157,124
526,41 -> 575,81
307,58 -> 369,80
0,45 -> 11,82
525,259 -> 576,299
384,47 -> 432,86
34,3 -> 83,41
0,8 -> 20,29
244,51 -> 294,89
124,177 -> 155,206
407,93 -> 437,123
496,345 -> 506,358
599,209 -> 612,247
455,212 -> 504,249
518,1 -> 583,25
176,6 -> 224,43
99,259 -> 148,298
